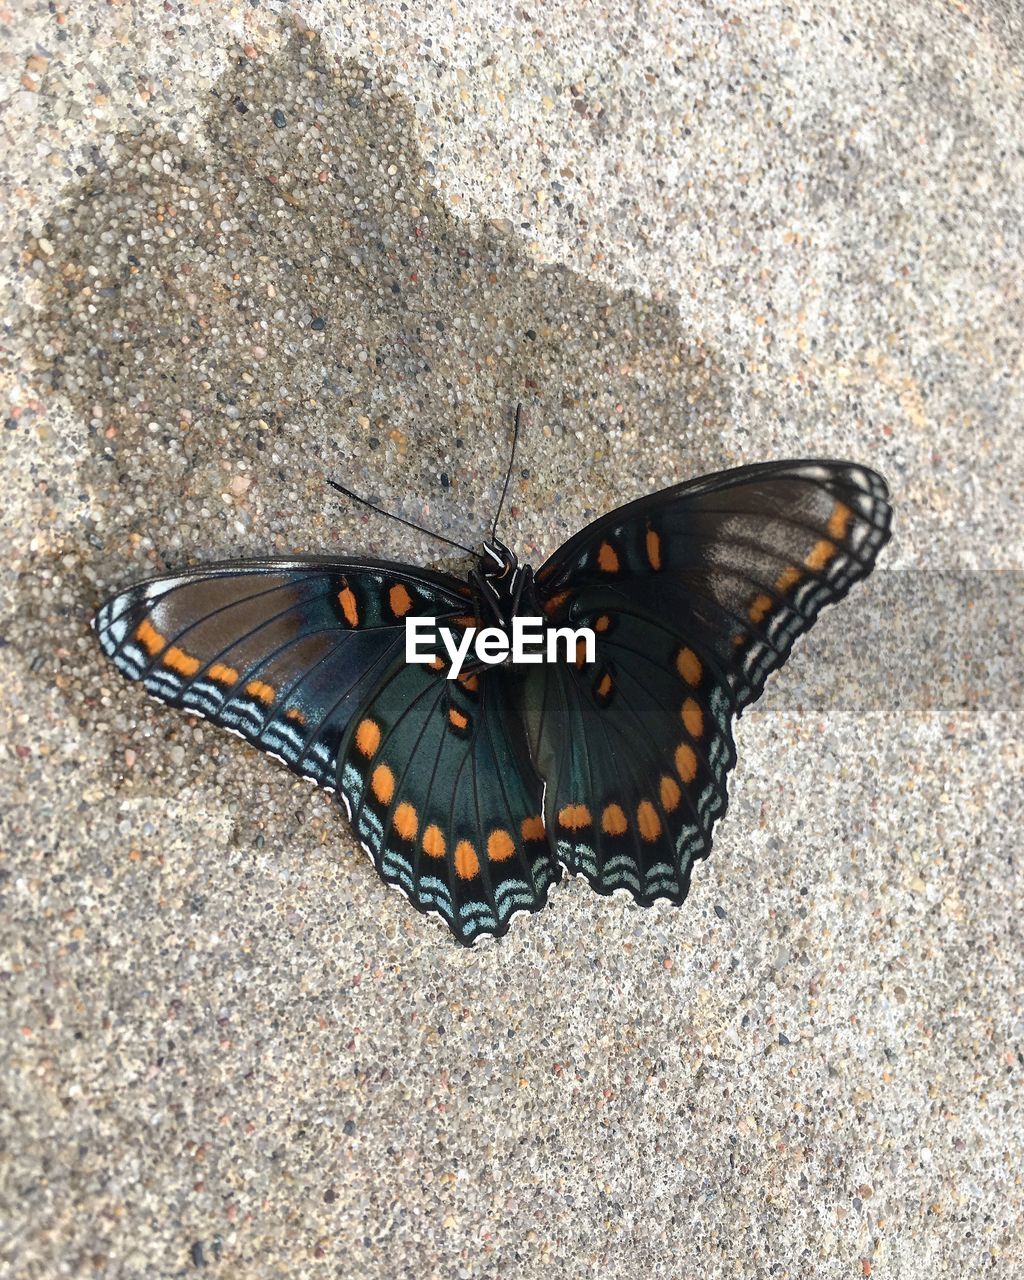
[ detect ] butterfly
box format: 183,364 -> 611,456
94,429 -> 891,946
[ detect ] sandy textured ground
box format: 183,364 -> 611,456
3,2 -> 1023,1276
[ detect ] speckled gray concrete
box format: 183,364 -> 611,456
2,3 -> 1023,1277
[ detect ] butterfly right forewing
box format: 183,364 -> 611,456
536,460 -> 892,709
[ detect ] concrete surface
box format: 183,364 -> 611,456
2,2 -> 1022,1276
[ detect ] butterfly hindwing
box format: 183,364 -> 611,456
520,609 -> 735,900
95,559 -> 471,791
530,461 -> 892,901
337,661 -> 559,944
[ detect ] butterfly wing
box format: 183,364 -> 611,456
525,460 -> 892,900
335,660 -> 558,945
95,557 -> 558,943
94,557 -> 473,790
519,608 -> 735,904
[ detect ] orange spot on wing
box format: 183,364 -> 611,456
448,707 -> 469,731
596,672 -> 613,698
775,566 -> 801,594
455,839 -> 480,880
520,815 -> 546,841
676,647 -> 702,686
338,586 -> 359,626
637,800 -> 661,842
805,539 -> 835,572
371,764 -> 395,804
422,824 -> 446,858
392,802 -> 418,841
748,593 -> 773,624
389,583 -> 413,617
827,501 -> 852,540
602,803 -> 628,836
457,672 -> 479,693
574,637 -> 590,669
285,707 -> 306,725
543,590 -> 571,616
430,656 -> 446,671
675,743 -> 698,784
597,541 -> 620,573
487,829 -> 515,862
594,614 -> 612,633
355,718 -> 381,758
135,618 -> 165,656
164,645 -> 200,677
208,662 -> 239,686
245,679 -> 275,705
681,697 -> 704,738
659,775 -> 682,813
645,526 -> 662,570
558,804 -> 592,830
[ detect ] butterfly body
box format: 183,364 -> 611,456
463,538 -> 541,653
95,459 -> 891,945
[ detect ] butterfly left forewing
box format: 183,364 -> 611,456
95,559 -> 470,790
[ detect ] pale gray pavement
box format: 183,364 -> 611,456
2,3 -> 1023,1277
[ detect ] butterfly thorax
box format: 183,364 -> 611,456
469,538 -> 538,633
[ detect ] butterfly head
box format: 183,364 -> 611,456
479,538 -> 518,581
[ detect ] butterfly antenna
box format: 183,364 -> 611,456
327,479 -> 475,555
491,402 -> 521,543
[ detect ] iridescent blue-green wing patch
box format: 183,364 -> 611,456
336,660 -> 559,945
529,460 -> 891,902
93,558 -> 471,792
